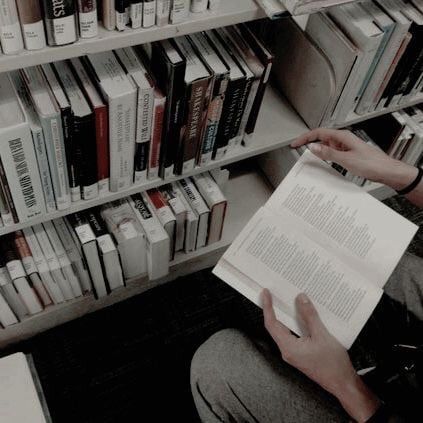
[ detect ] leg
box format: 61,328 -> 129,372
191,328 -> 348,423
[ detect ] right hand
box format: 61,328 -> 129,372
291,128 -> 395,184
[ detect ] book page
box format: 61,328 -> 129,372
265,151 -> 418,288
216,207 -> 382,349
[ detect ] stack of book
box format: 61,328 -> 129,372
0,26 -> 272,227
0,0 -> 222,54
0,169 -> 228,327
270,0 -> 423,127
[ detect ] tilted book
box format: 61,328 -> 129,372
0,73 -> 46,222
214,151 -> 418,349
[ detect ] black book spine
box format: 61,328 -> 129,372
85,209 -> 108,238
230,76 -> 252,140
41,0 -> 77,46
151,41 -> 186,178
74,114 -> 98,199
213,78 -> 245,157
134,142 -> 149,174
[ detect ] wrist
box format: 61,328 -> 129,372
336,374 -> 381,422
377,159 -> 418,191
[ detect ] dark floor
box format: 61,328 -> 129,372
1,196 -> 422,423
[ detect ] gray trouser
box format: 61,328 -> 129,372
191,253 -> 423,422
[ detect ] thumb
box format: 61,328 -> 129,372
308,143 -> 344,164
295,294 -> 327,338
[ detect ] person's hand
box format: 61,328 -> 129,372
291,128 -> 418,190
262,289 -> 380,422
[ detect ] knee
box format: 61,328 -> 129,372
190,329 -> 250,397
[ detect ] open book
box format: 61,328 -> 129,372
213,151 -> 418,349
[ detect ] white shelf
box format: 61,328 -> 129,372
0,167 -> 273,348
0,1 -> 265,73
0,86 -> 307,237
336,94 -> 423,128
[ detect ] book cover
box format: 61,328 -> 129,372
85,52 -> 137,192
0,74 -> 47,222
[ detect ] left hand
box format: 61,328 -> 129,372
262,289 -> 380,422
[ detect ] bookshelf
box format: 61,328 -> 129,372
0,0 -> 415,345
0,167 -> 272,348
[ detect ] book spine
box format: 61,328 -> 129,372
177,78 -> 209,175
14,231 -> 52,306
42,113 -> 72,210
74,115 -> 99,200
102,0 -> 115,30
108,93 -> 136,192
208,0 -> 220,10
94,105 -> 110,195
169,0 -> 189,24
61,105 -> 81,203
191,0 -> 207,13
156,0 -> 170,26
0,264 -> 28,319
0,0 -> 24,54
130,0 -> 142,28
0,125 -> 46,222
149,93 -> 165,179
0,158 -> 18,224
214,79 -> 244,159
115,0 -> 127,30
0,289 -> 18,326
15,0 -> 46,50
0,176 -> 14,226
41,0 -> 78,46
76,0 -> 98,38
31,127 -> 57,213
134,86 -> 154,183
142,0 -> 156,27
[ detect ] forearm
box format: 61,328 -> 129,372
336,374 -> 381,422
377,160 -> 423,208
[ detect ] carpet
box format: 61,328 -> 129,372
1,195 -> 421,423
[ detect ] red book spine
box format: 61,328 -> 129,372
149,97 -> 165,173
147,189 -> 167,209
95,104 -> 110,182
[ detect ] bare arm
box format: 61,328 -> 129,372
291,129 -> 423,208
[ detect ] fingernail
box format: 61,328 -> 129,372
308,143 -> 321,154
297,293 -> 310,304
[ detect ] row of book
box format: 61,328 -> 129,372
0,0 -> 221,54
0,25 -> 272,226
0,170 -> 228,328
268,0 -> 423,127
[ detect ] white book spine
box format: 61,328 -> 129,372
0,0 -> 24,54
130,1 -> 143,28
43,221 -> 83,297
53,218 -> 92,292
0,290 -> 18,326
170,0 -> 189,24
156,0 -> 170,26
108,95 -> 137,192
22,227 -> 65,304
32,224 -> 74,300
0,265 -> 28,319
143,0 -> 156,27
97,234 -> 124,290
191,0 -> 207,13
6,260 -> 43,314
0,122 -> 46,222
208,0 -> 220,11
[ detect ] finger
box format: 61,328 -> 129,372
295,293 -> 328,338
262,289 -> 296,349
290,128 -> 346,148
308,143 -> 347,164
